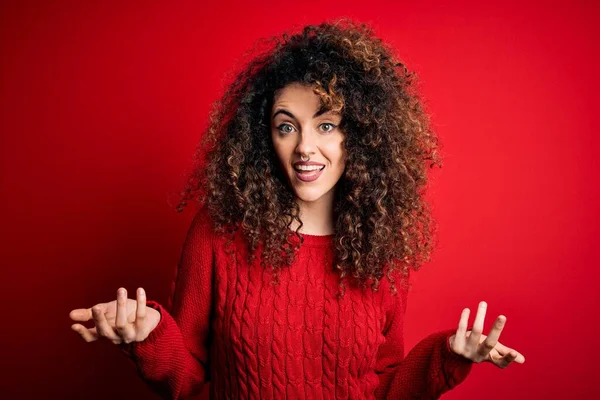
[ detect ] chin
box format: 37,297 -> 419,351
291,185 -> 333,203
294,191 -> 325,203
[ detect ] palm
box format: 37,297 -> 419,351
101,299 -> 138,327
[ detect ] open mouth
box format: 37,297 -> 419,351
293,165 -> 325,182
293,165 -> 325,173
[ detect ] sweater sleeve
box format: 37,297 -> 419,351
118,208 -> 214,400
373,281 -> 473,399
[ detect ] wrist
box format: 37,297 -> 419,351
147,307 -> 162,333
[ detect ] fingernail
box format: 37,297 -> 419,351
119,289 -> 125,297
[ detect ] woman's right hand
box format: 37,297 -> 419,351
69,287 -> 161,345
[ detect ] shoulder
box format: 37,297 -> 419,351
183,206 -> 218,246
191,205 -> 214,229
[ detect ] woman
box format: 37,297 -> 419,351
69,18 -> 525,399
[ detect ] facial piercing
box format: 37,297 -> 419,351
301,154 -> 310,162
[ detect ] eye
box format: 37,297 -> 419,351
320,123 -> 337,133
276,123 -> 295,134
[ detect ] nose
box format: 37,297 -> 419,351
295,130 -> 317,157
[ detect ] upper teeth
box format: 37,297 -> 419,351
296,165 -> 323,171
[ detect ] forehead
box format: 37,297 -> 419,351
273,83 -> 319,105
271,84 -> 340,118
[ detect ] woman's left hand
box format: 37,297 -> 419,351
448,301 -> 526,368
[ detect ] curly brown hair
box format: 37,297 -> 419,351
174,18 -> 443,296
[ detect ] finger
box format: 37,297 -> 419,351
92,305 -> 119,341
514,352 -> 525,363
467,301 -> 487,349
136,287 -> 147,322
71,323 -> 99,342
493,341 -> 526,362
115,288 -> 135,342
494,349 -> 519,368
69,308 -> 93,322
510,349 -> 526,364
478,315 -> 506,358
453,308 -> 470,351
498,345 -> 526,364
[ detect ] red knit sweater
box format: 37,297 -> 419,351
120,209 -> 473,399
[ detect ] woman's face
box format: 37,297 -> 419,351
270,82 -> 346,204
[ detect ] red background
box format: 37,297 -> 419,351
1,0 -> 598,398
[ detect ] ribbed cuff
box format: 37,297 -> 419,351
440,329 -> 473,389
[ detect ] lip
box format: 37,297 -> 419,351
292,160 -> 324,182
294,166 -> 324,182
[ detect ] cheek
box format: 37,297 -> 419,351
323,140 -> 346,167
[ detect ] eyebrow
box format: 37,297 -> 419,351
272,107 -> 338,120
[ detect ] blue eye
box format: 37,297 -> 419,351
275,122 -> 338,135
276,123 -> 295,134
320,123 -> 337,133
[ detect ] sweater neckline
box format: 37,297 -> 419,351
289,230 -> 334,247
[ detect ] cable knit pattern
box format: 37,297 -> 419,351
230,248 -> 250,397
271,256 -> 288,398
349,282 -> 365,398
321,255 -> 337,399
304,250 -> 324,399
224,238 -> 240,399
212,234 -> 229,395
241,249 -> 261,399
257,256 -> 275,399
119,208 -> 473,399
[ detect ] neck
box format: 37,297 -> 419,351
290,191 -> 335,235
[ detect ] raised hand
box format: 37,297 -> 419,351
69,287 -> 161,344
448,301 -> 525,368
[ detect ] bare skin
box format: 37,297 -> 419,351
69,287 -> 160,344
271,83 -> 345,235
448,300 -> 525,367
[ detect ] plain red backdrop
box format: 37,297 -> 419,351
1,0 -> 598,398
